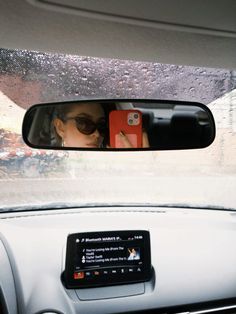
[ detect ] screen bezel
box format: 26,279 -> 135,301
64,230 -> 151,289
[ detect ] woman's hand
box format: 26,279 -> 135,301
118,130 -> 150,148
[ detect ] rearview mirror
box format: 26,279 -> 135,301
22,99 -> 215,150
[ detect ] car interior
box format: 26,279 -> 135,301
0,1 -> 236,314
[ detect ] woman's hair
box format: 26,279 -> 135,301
53,103 -> 75,122
51,103 -> 76,146
100,102 -> 116,147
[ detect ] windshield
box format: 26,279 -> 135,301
0,48 -> 236,211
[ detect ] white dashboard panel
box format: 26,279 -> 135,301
0,240 -> 18,314
0,207 -> 236,314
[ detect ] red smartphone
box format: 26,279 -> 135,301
109,110 -> 142,148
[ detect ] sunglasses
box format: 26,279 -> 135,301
64,116 -> 108,136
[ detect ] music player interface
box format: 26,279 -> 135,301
65,231 -> 151,288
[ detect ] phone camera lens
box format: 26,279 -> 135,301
129,119 -> 133,124
134,113 -> 139,119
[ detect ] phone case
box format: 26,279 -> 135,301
109,110 -> 142,148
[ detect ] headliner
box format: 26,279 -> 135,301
0,0 -> 236,69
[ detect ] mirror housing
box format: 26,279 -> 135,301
22,99 -> 215,151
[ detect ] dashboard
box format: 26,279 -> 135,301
0,207 -> 236,314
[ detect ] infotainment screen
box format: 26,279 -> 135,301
64,230 -> 151,288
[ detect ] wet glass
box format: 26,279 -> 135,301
0,48 -> 236,210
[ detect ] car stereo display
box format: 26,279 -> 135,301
64,230 -> 151,288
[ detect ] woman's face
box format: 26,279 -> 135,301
54,103 -> 105,148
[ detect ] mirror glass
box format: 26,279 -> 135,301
22,100 -> 215,150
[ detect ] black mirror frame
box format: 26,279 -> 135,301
22,98 -> 216,151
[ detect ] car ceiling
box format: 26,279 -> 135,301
0,0 -> 236,69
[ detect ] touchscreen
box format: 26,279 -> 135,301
64,230 -> 151,288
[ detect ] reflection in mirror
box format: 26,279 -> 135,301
23,100 -> 215,150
